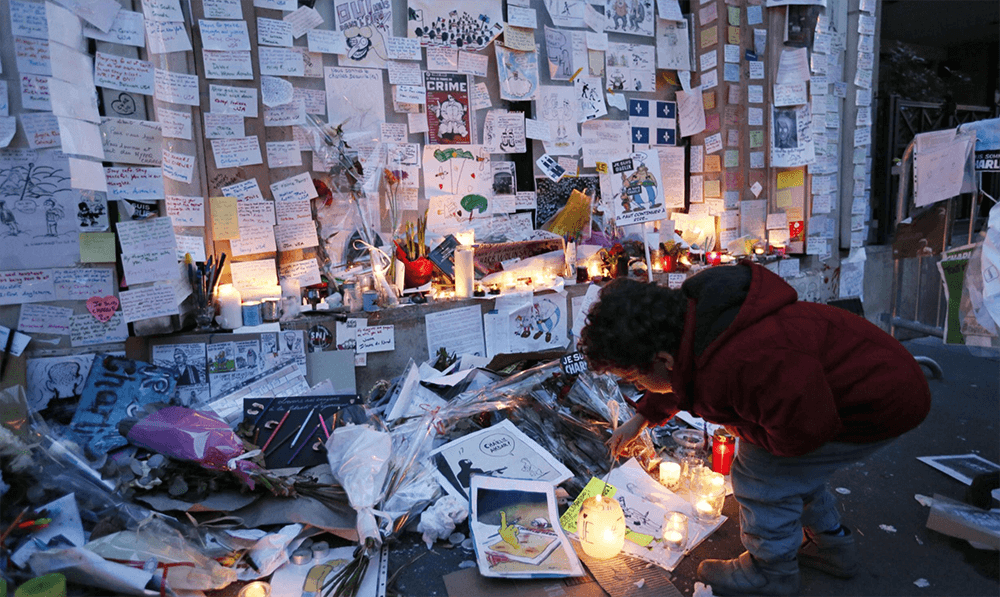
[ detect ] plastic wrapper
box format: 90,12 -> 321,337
429,360 -> 656,496
85,517 -> 236,591
28,547 -> 160,596
326,424 -> 391,545
417,495 -> 469,549
123,406 -> 260,489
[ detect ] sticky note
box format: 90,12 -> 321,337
777,168 -> 805,190
210,195 -> 240,239
776,189 -> 793,208
80,232 -> 116,263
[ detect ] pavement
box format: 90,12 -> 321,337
387,337 -> 1000,597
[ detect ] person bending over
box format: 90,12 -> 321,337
579,260 -> 930,596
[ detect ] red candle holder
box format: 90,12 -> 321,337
662,254 -> 676,273
706,251 -> 722,266
711,429 -> 735,475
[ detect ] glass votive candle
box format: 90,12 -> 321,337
660,461 -> 681,491
683,461 -> 708,491
662,511 -> 689,552
694,484 -> 726,524
691,469 -> 726,495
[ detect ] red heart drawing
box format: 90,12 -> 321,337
87,295 -> 119,323
439,184 -> 444,189
470,173 -> 475,178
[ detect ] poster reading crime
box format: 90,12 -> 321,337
425,72 -> 472,145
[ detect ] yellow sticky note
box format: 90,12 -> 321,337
704,179 -> 721,199
777,169 -> 805,190
705,155 -> 722,172
727,26 -> 741,45
79,232 -> 116,263
776,189 -> 793,208
210,196 -> 239,240
701,26 -> 718,49
703,90 -> 716,111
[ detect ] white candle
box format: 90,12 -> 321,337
455,244 -> 474,298
696,500 -> 713,517
664,530 -> 684,550
216,284 -> 242,329
660,462 -> 681,488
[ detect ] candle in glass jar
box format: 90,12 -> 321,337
660,461 -> 681,489
662,511 -> 688,552
664,530 -> 684,549
455,244 -> 474,298
696,500 -> 714,517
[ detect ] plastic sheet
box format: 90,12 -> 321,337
429,361 -> 656,496
124,406 -> 260,489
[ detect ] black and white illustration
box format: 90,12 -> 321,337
431,419 -> 573,501
770,104 -> 816,168
26,354 -> 96,424
605,0 -> 654,37
509,296 -> 568,352
407,0 -> 503,50
918,454 -> 1000,486
575,77 -> 608,122
152,342 -> 209,407
605,42 -> 656,92
496,45 -> 539,102
544,27 -> 587,81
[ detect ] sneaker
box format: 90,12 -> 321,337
697,552 -> 800,596
799,526 -> 860,579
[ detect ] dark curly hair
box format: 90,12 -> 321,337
578,278 -> 688,372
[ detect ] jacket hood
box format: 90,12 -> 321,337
682,261 -> 798,363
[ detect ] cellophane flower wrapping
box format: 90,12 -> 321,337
326,424 -> 391,546
124,406 -> 257,489
429,361 -> 656,495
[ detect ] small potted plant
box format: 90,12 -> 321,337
395,214 -> 433,288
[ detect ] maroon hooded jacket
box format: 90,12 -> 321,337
635,261 -> 931,457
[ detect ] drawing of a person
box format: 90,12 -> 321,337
435,95 -> 469,140
45,361 -> 84,402
531,300 -> 561,342
612,0 -> 628,30
775,109 -> 797,149
455,458 -> 507,489
0,201 -> 20,235
630,163 -> 659,208
43,199 -> 63,236
629,0 -> 646,32
173,349 -> 201,385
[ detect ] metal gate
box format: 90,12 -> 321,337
879,95 -> 998,365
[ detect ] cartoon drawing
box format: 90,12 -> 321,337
0,200 -> 20,235
43,198 -> 64,236
531,299 -> 561,343
77,199 -> 105,228
173,348 -> 202,385
407,2 -> 501,50
456,458 -> 508,489
335,0 -> 391,68
430,95 -> 469,141
497,46 -> 538,101
610,0 -> 628,30
521,457 -> 545,478
499,511 -> 521,549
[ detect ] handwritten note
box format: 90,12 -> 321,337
199,19 -> 250,51
14,36 -> 50,76
53,267 -> 114,300
145,20 -> 192,54
265,140 -> 301,168
20,74 -> 51,110
166,195 -> 204,226
157,107 -> 191,139
154,68 -> 199,105
21,112 -> 60,149
70,311 -> 128,347
95,52 -> 154,95
203,0 -> 241,19
257,17 -> 292,47
120,283 -> 178,322
386,36 -> 420,60
307,29 -> 346,54
222,178 -> 264,202
104,166 -> 164,201
211,136 -> 263,168
84,9 -> 145,46
210,196 -> 239,239
258,47 -> 304,77
274,220 -> 318,251
229,259 -> 277,291
209,84 -> 258,117
230,225 -> 276,256
263,99 -> 305,126
278,258 -> 321,287
236,199 -> 275,228
78,233 -> 116,262
18,304 -> 73,335
142,0 -> 183,22
0,270 -> 55,305
356,325 -> 395,353
204,112 -> 245,138
161,149 -> 194,183
270,172 -> 317,203
283,5 -> 323,38
203,50 -> 254,80
100,117 -> 162,166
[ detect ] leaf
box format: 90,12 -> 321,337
460,194 -> 488,214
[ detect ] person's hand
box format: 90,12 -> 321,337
606,413 -> 649,458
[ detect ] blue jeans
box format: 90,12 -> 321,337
731,438 -> 893,563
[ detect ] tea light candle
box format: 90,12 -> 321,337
662,511 -> 689,552
238,581 -> 271,597
660,461 -> 681,490
694,485 -> 726,523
